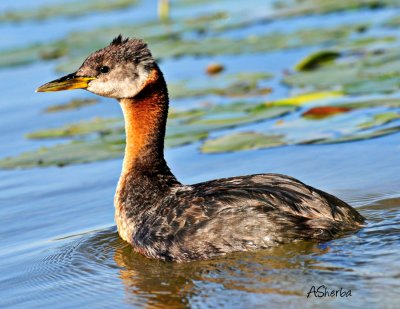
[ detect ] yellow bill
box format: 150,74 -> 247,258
36,73 -> 96,92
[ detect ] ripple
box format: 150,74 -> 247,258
2,197 -> 400,308
1,227 -> 125,308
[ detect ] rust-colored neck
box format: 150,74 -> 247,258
119,67 -> 170,175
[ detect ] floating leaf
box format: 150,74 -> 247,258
295,50 -> 340,71
165,132 -> 208,148
285,45 -> 400,95
337,98 -> 400,109
206,63 -> 225,75
168,72 -> 272,98
384,15 -> 400,27
0,0 -> 138,23
0,20 -> 365,71
0,138 -> 124,169
201,132 -> 286,153
168,108 -> 205,120
44,99 -> 99,113
302,106 -> 352,119
304,125 -> 400,145
55,24 -> 362,72
335,36 -> 396,49
187,104 -> 297,129
272,0 -> 398,16
358,112 -> 400,130
26,118 -> 123,139
344,76 -> 400,95
271,91 -> 343,106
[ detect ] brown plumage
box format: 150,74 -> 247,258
36,36 -> 365,262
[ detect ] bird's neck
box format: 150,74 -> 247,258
118,66 -> 178,183
116,66 -> 180,244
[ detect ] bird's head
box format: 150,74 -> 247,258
36,35 -> 156,99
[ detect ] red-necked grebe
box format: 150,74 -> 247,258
36,36 -> 365,262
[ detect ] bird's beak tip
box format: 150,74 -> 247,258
35,74 -> 95,93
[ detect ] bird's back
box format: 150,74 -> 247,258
132,173 -> 365,261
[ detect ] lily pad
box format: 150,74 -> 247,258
27,118 -> 123,139
0,138 -> 125,169
0,19 -> 366,71
337,98 -> 400,109
165,131 -> 208,148
0,0 -> 138,23
57,23 -> 364,72
271,91 -> 343,106
168,72 -> 272,99
272,0 -> 399,16
305,125 -> 400,145
358,112 -> 400,129
0,100 -> 299,168
44,99 -> 99,113
201,132 -> 286,153
187,104 -> 297,130
302,106 -> 352,119
284,45 -> 400,95
295,50 -> 341,71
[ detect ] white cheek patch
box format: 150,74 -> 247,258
87,63 -> 149,99
87,80 -> 119,98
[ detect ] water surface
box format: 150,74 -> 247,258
0,1 -> 399,308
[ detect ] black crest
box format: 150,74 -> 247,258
111,34 -> 129,46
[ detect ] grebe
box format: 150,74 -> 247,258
37,36 -> 365,262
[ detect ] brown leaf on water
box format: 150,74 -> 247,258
302,106 -> 352,119
206,63 -> 225,75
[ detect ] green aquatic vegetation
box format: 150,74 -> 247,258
3,0 -> 400,167
201,132 -> 286,153
198,99 -> 400,153
27,118 -> 123,139
168,108 -> 205,120
271,91 -> 343,106
44,99 -> 99,113
281,107 -> 400,145
274,0 -> 400,16
0,0 -> 138,23
195,0 -> 398,33
165,131 -> 209,148
0,102 -> 298,168
295,50 -> 341,71
344,76 -> 400,95
128,24 -> 361,59
28,102 -> 295,141
335,36 -> 397,50
383,15 -> 400,27
358,112 -> 400,129
337,97 -> 400,109
2,96 -> 400,166
284,46 -> 400,95
305,125 -> 400,145
187,104 -> 297,130
1,0 -> 396,71
0,45 -> 48,68
184,12 -> 229,26
0,137 -> 125,169
168,72 -> 272,98
0,20 -> 365,71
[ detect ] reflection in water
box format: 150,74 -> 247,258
5,197 -> 398,308
114,239 -> 329,308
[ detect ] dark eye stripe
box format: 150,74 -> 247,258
100,66 -> 110,73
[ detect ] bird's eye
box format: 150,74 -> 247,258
100,66 -> 110,74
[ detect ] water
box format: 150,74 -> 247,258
0,1 -> 399,308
